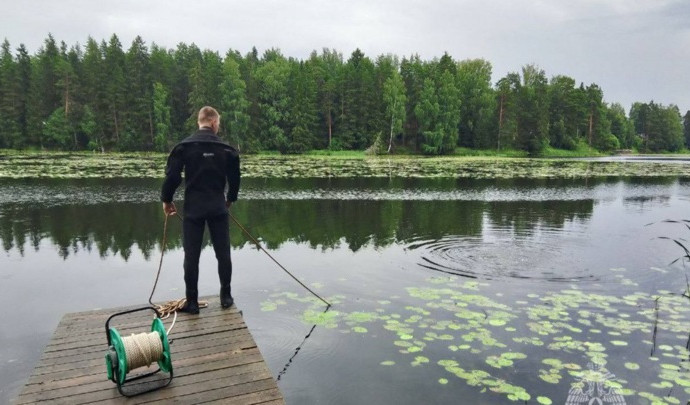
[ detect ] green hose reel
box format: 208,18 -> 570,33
104,307 -> 173,397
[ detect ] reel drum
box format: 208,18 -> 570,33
104,307 -> 173,396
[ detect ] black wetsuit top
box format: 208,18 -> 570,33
161,128 -> 241,219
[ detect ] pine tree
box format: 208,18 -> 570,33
254,50 -> 290,150
456,59 -> 494,148
219,55 -> 249,150
65,44 -> 87,149
495,73 -> 520,150
339,49 -> 377,149
15,44 -> 31,146
436,70 -> 461,153
400,55 -> 425,150
285,60 -> 318,153
373,54 -> 398,142
55,41 -> 79,149
310,49 -> 342,149
515,65 -> 548,154
415,78 -> 441,154
28,34 -> 62,147
124,36 -> 152,150
81,37 -> 106,151
103,35 -> 126,149
584,84 -> 613,150
0,39 -> 21,148
547,75 -> 581,149
185,59 -> 205,133
184,49 -> 224,135
152,82 -> 171,152
239,47 -> 261,149
171,43 -> 201,139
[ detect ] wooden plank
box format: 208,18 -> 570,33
137,378 -> 278,405
46,313 -> 246,348
13,299 -> 284,405
24,364 -> 273,404
18,351 -> 266,398
36,328 -> 254,369
41,321 -> 248,354
60,301 -> 236,323
25,339 -> 260,385
47,307 -> 243,340
31,336 -> 258,377
53,307 -> 243,337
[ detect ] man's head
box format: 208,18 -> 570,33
198,106 -> 220,133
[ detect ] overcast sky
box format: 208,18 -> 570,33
2,0 -> 689,113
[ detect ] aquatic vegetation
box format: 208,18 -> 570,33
301,309 -> 340,328
485,352 -> 527,369
260,301 -> 279,312
2,151 -> 690,179
411,356 -> 429,366
259,269 -> 690,403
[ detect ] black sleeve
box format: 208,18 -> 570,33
226,149 -> 241,202
161,146 -> 184,202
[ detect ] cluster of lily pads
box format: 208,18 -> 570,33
260,272 -> 690,403
2,151 -> 690,179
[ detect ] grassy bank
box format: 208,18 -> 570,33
304,144 -> 604,158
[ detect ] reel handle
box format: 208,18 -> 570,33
105,306 -> 161,346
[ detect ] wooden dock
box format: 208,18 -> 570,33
12,298 -> 285,405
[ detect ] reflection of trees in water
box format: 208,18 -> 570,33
623,196 -> 671,209
0,199 -> 596,260
485,200 -> 593,234
0,203 -> 173,260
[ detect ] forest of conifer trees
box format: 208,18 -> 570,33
0,34 -> 688,154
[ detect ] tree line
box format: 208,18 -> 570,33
0,34 -> 688,155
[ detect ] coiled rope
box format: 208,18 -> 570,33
122,332 -> 164,370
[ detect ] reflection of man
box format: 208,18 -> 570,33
161,106 -> 241,314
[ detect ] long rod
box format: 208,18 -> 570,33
228,213 -> 331,309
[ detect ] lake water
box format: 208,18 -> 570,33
2,176 -> 690,404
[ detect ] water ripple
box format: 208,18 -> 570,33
411,231 -> 598,282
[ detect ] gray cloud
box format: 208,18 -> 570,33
1,0 -> 688,112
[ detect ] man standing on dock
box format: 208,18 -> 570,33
161,106 -> 241,314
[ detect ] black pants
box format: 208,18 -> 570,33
182,212 -> 232,290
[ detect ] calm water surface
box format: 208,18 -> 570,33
2,177 -> 690,404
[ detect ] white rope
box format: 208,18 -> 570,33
122,332 -> 164,370
166,311 -> 177,336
